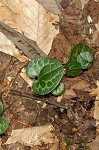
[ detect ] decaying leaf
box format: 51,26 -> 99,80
0,32 -> 28,62
90,80 -> 99,125
5,125 -> 59,149
90,80 -> 99,100
64,89 -> 76,99
72,80 -> 91,92
20,68 -> 34,87
36,0 -> 62,14
0,1 -> 16,27
63,79 -> 91,99
0,0 -> 59,55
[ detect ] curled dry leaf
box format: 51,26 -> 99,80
0,32 -> 28,62
0,0 -> 59,55
5,125 -> 59,149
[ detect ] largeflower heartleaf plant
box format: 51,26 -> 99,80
26,43 -> 93,96
26,57 -> 64,95
65,43 -> 93,77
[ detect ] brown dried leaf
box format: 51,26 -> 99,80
0,0 -> 59,55
90,80 -> 99,100
0,32 -> 28,62
72,80 -> 91,92
5,125 -> 59,149
64,89 -> 76,99
90,80 -> 99,125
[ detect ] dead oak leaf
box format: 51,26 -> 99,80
5,125 -> 59,149
90,80 -> 99,100
0,0 -> 59,55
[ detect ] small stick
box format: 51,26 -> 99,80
14,119 -> 32,127
9,90 -> 66,109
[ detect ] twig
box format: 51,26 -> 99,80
9,90 -> 67,109
14,119 -> 32,127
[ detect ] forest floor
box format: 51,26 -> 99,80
0,0 -> 99,150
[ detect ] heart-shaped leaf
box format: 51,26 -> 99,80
65,61 -> 82,77
0,117 -> 9,135
0,101 -> 3,114
69,43 -> 93,69
26,57 -> 64,95
51,82 -> 65,96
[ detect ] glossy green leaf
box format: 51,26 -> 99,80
0,117 -> 9,135
65,61 -> 82,77
0,101 -> 3,114
51,82 -> 65,96
26,57 -> 47,78
26,57 -> 64,95
69,43 -> 93,69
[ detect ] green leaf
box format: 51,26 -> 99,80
66,139 -> 73,146
26,57 -> 47,78
26,57 -> 64,95
65,61 -> 82,77
77,51 -> 93,69
0,101 -> 3,114
51,82 -> 65,96
69,43 -> 93,69
0,117 -> 9,135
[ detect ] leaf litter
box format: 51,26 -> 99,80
0,0 -> 99,149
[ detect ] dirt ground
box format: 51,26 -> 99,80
0,0 -> 99,150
